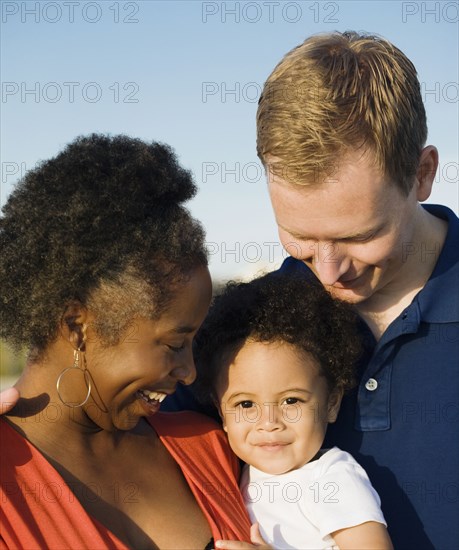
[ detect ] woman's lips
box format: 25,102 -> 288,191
138,389 -> 168,403
135,390 -> 168,415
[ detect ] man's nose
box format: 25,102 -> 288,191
310,242 -> 350,286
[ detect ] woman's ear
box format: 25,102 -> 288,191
327,388 -> 344,423
60,301 -> 89,350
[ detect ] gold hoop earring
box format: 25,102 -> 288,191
56,348 -> 92,408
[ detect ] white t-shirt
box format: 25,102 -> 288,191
240,447 -> 386,550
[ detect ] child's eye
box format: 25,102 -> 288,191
283,397 -> 300,405
237,400 -> 254,409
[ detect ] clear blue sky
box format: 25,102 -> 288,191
1,0 -> 458,280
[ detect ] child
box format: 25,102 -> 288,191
195,273 -> 393,550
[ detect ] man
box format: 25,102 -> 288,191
257,31 -> 458,549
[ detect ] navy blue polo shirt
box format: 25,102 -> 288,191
282,204 -> 459,550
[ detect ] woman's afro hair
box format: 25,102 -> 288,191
194,272 -> 362,403
0,134 -> 207,353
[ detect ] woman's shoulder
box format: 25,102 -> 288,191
148,411 -> 239,477
0,417 -> 30,460
149,410 -> 222,434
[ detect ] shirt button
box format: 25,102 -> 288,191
365,378 -> 378,391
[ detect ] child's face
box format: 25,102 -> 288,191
217,340 -> 342,475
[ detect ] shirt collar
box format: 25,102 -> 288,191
415,204 -> 459,323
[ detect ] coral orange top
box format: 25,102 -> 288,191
0,412 -> 251,549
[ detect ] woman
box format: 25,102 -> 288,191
0,134 -> 251,549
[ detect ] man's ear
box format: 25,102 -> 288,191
327,388 -> 344,423
60,301 -> 89,350
415,145 -> 439,202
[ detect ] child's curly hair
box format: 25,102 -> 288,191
0,134 -> 207,355
194,272 -> 362,403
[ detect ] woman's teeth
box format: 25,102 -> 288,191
139,390 -> 167,403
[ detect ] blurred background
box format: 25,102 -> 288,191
1,0 -> 458,384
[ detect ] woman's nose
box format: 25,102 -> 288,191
170,350 -> 196,386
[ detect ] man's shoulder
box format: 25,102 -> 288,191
422,203 -> 459,223
418,204 -> 459,321
423,203 -> 459,266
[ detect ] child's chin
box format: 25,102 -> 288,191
255,462 -> 295,476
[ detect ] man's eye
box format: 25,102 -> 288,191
348,231 -> 376,243
238,401 -> 254,409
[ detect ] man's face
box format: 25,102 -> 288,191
268,151 -> 421,304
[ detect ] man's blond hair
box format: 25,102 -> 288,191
257,31 -> 427,195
